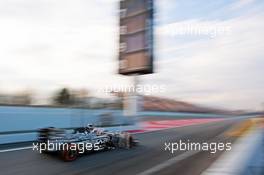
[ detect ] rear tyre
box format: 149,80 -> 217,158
61,144 -> 78,162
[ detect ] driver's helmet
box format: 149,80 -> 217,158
86,124 -> 94,132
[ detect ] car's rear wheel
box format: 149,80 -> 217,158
61,144 -> 78,161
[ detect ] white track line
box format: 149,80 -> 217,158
137,150 -> 200,175
136,129 -> 229,175
0,146 -> 32,153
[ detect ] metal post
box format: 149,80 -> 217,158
123,75 -> 139,117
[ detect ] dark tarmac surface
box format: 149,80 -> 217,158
0,118 -> 243,175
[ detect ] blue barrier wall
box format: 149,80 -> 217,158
0,106 -> 231,144
0,106 -> 125,133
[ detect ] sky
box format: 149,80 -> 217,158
0,0 -> 263,110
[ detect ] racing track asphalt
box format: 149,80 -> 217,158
0,117 -> 244,175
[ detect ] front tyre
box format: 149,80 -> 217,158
118,133 -> 134,149
128,135 -> 134,148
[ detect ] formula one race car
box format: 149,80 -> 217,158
37,125 -> 138,161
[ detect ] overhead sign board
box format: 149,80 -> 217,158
119,0 -> 154,75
